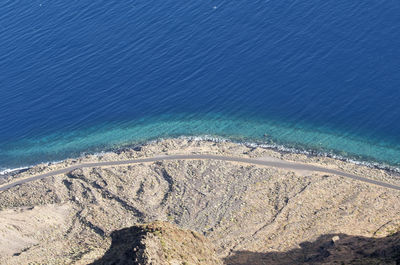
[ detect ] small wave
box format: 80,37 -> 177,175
0,159 -> 66,178
1,136 -> 399,177
0,166 -> 30,177
174,135 -> 400,174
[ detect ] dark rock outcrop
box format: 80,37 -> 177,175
92,221 -> 223,265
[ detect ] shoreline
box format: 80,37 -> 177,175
1,137 -> 400,190
1,136 -> 400,179
2,154 -> 400,192
1,137 -> 400,264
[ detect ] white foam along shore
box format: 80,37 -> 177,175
177,135 -> 400,174
0,166 -> 30,177
1,135 -> 400,178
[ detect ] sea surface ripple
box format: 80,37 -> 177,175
0,0 -> 400,170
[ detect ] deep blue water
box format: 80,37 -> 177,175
1,0 -> 400,170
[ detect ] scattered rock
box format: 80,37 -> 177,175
331,235 -> 340,244
91,221 -> 222,265
0,139 -> 399,264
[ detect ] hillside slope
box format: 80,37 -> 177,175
0,139 -> 399,264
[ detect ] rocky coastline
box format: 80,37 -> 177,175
0,138 -> 399,264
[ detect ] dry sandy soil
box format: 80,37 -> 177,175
0,139 -> 399,264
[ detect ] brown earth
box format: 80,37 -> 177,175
0,139 -> 399,264
92,221 -> 222,265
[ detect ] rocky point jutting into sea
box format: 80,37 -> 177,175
0,139 -> 399,264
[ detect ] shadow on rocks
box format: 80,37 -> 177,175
224,232 -> 400,265
90,226 -> 149,265
90,226 -> 400,265
90,221 -> 223,265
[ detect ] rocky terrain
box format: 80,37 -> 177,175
92,221 -> 222,265
0,139 -> 399,264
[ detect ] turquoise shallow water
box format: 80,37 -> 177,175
1,0 -> 400,171
2,113 -> 400,172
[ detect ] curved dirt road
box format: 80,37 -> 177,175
1,154 -> 399,192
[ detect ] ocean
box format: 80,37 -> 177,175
1,0 -> 400,171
